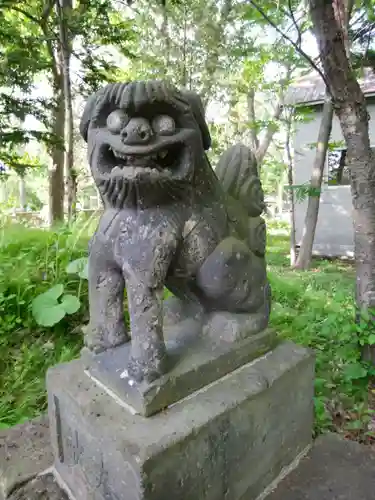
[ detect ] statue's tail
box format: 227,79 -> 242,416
215,144 -> 265,217
215,144 -> 267,257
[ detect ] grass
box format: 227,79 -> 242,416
0,222 -> 90,428
268,229 -> 373,440
0,219 -> 372,440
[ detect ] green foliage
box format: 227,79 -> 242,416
293,105 -> 316,123
0,0 -> 134,176
32,284 -> 81,327
306,140 -> 346,151
0,223 -> 89,427
71,0 -> 135,95
66,257 -> 89,280
286,182 -> 321,201
0,3 -> 57,170
267,226 -> 373,440
31,255 -> 89,327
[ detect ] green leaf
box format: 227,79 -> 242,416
343,363 -> 368,380
66,257 -> 88,279
31,285 -> 80,326
367,334 -> 375,345
32,284 -> 65,327
60,294 -> 81,315
32,302 -> 66,327
79,264 -> 89,280
345,420 -> 364,430
36,284 -> 64,302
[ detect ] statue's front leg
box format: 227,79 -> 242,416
87,241 -> 129,353
121,235 -> 178,384
125,279 -> 167,383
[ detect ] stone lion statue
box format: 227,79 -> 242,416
80,80 -> 271,383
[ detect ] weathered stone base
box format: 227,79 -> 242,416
47,341 -> 314,500
83,328 -> 277,417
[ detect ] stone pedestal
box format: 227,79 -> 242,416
47,341 -> 315,500
82,328 -> 277,417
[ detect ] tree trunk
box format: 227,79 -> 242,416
160,0 -> 170,73
18,174 -> 26,210
49,93 -> 65,225
253,64 -> 292,168
255,100 -> 283,166
0,181 -> 6,204
276,169 -> 287,215
285,108 -> 297,266
310,0 -> 375,361
294,96 -> 334,270
57,0 -> 76,223
180,4 -> 188,88
247,88 -> 259,151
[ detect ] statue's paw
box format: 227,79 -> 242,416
127,342 -> 168,384
203,311 -> 269,344
84,324 -> 130,353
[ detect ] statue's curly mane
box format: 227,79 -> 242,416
80,80 -> 211,151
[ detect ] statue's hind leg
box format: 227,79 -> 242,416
164,277 -> 205,327
196,236 -> 271,341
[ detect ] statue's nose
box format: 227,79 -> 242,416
121,117 -> 152,145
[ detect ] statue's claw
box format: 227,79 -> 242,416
127,341 -> 168,384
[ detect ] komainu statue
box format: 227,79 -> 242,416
80,80 -> 271,384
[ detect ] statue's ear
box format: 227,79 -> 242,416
80,85 -> 112,142
79,93 -> 99,143
180,90 -> 211,151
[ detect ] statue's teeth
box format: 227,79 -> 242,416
158,150 -> 168,159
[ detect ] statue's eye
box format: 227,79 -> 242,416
106,110 -> 129,133
152,115 -> 176,135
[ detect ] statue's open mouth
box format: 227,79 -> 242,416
94,128 -> 196,188
102,142 -> 184,180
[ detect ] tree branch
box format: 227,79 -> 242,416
256,64 -> 292,165
42,0 -> 55,21
248,0 -> 330,89
3,4 -> 40,24
4,1 -> 60,85
247,88 -> 259,150
287,0 -> 302,47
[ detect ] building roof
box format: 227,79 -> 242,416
285,68 -> 375,106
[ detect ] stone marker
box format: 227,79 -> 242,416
46,79 -> 315,499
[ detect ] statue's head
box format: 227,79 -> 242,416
80,80 -> 211,207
